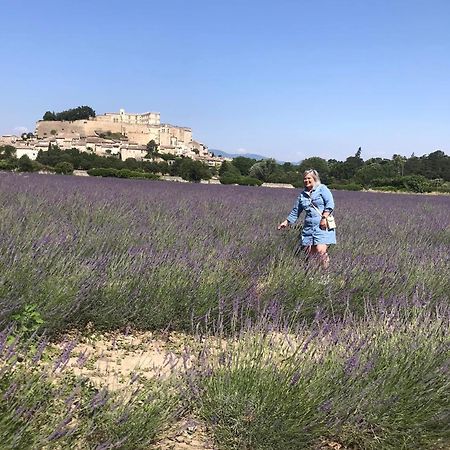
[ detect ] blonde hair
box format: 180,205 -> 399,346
303,169 -> 321,185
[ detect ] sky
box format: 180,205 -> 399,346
1,0 -> 449,162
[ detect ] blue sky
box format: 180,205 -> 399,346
1,0 -> 449,162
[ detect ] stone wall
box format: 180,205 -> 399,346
36,120 -> 192,148
36,119 -> 123,139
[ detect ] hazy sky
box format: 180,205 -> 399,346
1,0 -> 449,162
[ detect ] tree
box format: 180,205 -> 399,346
329,148 -> 364,181
124,158 -> 140,170
43,106 -> 95,122
179,158 -> 211,182
232,156 -> 257,176
54,161 -> 74,175
392,154 -> 407,176
43,111 -> 56,121
0,145 -> 16,160
219,161 -> 240,177
249,158 -> 277,181
281,162 -> 296,172
145,140 -> 159,158
298,157 -> 329,181
355,163 -> 388,187
17,155 -> 34,172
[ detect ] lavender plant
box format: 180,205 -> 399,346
0,172 -> 448,448
0,329 -> 180,449
1,172 -> 448,332
192,301 -> 449,450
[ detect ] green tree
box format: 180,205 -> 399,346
179,158 -> 211,182
43,111 -> 56,121
329,148 -> 364,181
54,161 -> 74,174
298,157 -> 329,182
145,140 -> 159,158
0,145 -> 16,160
232,156 -> 257,176
354,163 -> 387,187
249,158 -> 277,181
157,161 -> 170,174
219,161 -> 240,177
392,154 -> 407,176
124,158 -> 140,170
43,106 -> 96,121
17,155 -> 34,172
281,162 -> 297,172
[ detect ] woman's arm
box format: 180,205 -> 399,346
321,185 -> 335,214
318,186 -> 334,230
278,195 -> 303,229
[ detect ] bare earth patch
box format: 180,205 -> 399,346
50,330 -> 216,449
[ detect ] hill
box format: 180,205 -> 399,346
209,149 -> 268,160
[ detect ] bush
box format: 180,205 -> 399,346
328,183 -> 363,191
87,167 -> 120,177
17,155 -> 34,172
0,159 -> 18,171
238,176 -> 262,186
54,161 -> 74,175
401,175 -> 432,193
219,174 -> 262,186
434,184 -> 450,193
87,167 -> 159,180
371,186 -> 402,192
371,175 -> 432,193
219,173 -> 240,185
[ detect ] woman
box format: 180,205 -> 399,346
278,169 -> 336,269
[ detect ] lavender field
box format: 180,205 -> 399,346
0,172 -> 449,449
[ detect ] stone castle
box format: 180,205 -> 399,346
35,108 -> 209,159
2,109 -> 225,166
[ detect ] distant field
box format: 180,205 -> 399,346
0,172 -> 449,449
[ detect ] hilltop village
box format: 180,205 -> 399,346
0,108 -> 226,168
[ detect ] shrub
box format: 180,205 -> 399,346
54,161 -> 74,175
0,159 -> 18,171
328,183 -> 363,191
400,175 -> 432,193
434,184 -> 450,193
219,173 -> 240,184
238,176 -> 262,186
87,167 -> 159,180
87,167 -> 120,177
371,175 -> 432,193
220,174 -> 262,186
17,155 -> 34,172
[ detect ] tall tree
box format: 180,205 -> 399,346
249,158 -> 277,181
298,157 -> 329,181
232,156 -> 257,176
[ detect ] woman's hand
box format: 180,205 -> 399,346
277,220 -> 289,230
319,218 -> 327,230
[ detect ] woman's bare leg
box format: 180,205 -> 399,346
310,244 -> 329,270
